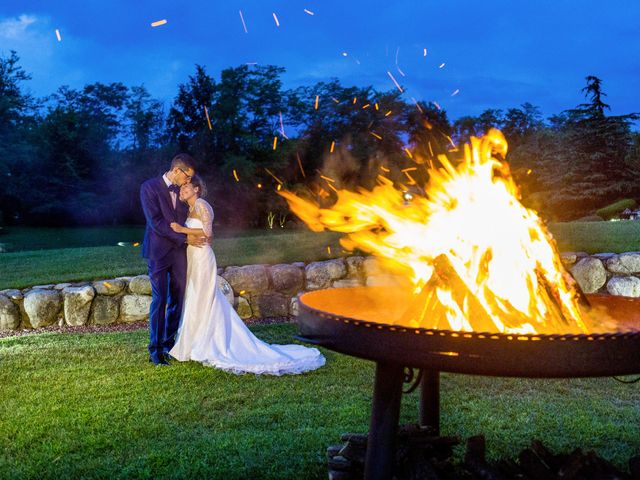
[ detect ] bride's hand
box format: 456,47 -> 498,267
170,222 -> 183,233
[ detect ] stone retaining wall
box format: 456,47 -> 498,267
1,253 -> 639,331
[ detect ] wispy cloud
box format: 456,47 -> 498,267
0,14 -> 37,40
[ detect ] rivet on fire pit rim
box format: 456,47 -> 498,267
532,337 -> 541,341
490,335 -> 499,340
517,336 -> 529,341
389,327 -> 397,332
426,331 -> 434,336
451,333 -> 459,338
478,334 -> 486,339
507,336 -> 513,340
415,330 -> 421,334
439,332 -> 446,337
464,334 -> 473,339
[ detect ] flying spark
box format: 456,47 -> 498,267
264,168 -> 284,185
314,95 -> 319,110
411,97 -> 424,114
451,89 -> 460,96
239,10 -> 248,33
385,110 -> 392,117
272,136 -> 278,150
369,131 -> 382,140
423,48 -> 427,56
362,104 -> 370,109
296,153 -> 306,178
151,19 -> 167,27
304,9 -> 315,15
204,106 -> 212,130
402,170 -> 417,185
320,175 -> 336,183
439,62 -> 445,69
330,141 -> 335,153
395,47 -> 406,77
233,169 -> 240,182
55,29 -> 62,41
375,103 -> 379,110
279,111 -> 288,138
272,13 -> 280,27
342,52 -> 348,57
387,71 -> 403,93
404,148 -> 413,159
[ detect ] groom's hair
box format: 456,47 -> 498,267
170,153 -> 196,172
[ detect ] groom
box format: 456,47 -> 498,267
140,153 -> 203,366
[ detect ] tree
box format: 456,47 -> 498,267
513,77 -> 639,220
0,51 -> 37,223
29,83 -> 129,224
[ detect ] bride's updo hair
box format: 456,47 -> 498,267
190,174 -> 207,198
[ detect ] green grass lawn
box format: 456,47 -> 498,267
548,220 -> 640,254
1,324 -> 639,479
0,230 -> 344,290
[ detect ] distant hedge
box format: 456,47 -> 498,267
595,199 -> 637,220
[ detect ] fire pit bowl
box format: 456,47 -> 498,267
297,287 -> 640,378
296,287 -> 640,480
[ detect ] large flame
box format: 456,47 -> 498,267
281,129 -> 591,334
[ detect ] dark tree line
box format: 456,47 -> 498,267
0,50 -> 638,227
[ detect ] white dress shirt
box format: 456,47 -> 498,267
163,173 -> 177,209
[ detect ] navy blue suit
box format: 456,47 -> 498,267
140,176 -> 188,362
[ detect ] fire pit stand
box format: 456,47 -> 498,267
362,364 -> 441,479
296,287 -> 640,480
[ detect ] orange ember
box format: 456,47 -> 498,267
280,130 -> 593,335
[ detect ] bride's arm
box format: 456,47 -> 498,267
170,223 -> 205,236
195,199 -> 214,238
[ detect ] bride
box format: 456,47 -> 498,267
168,175 -> 325,375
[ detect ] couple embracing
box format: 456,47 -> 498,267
140,153 -> 325,375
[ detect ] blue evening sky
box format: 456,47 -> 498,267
1,0 -> 639,120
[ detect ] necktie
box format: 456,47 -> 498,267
168,184 -> 180,194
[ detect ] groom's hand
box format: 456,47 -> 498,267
186,234 -> 207,247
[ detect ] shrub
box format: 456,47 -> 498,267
595,199 -> 637,220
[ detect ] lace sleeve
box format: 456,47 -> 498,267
195,198 -> 214,237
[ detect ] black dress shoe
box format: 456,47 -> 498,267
163,352 -> 177,363
149,354 -> 170,366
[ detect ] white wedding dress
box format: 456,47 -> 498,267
169,199 -> 326,375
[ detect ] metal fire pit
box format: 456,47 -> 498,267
296,287 -> 640,480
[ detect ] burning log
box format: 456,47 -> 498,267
397,254 -> 585,334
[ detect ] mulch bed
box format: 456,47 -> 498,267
0,317 -> 294,339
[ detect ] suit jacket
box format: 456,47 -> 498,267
140,176 -> 188,261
